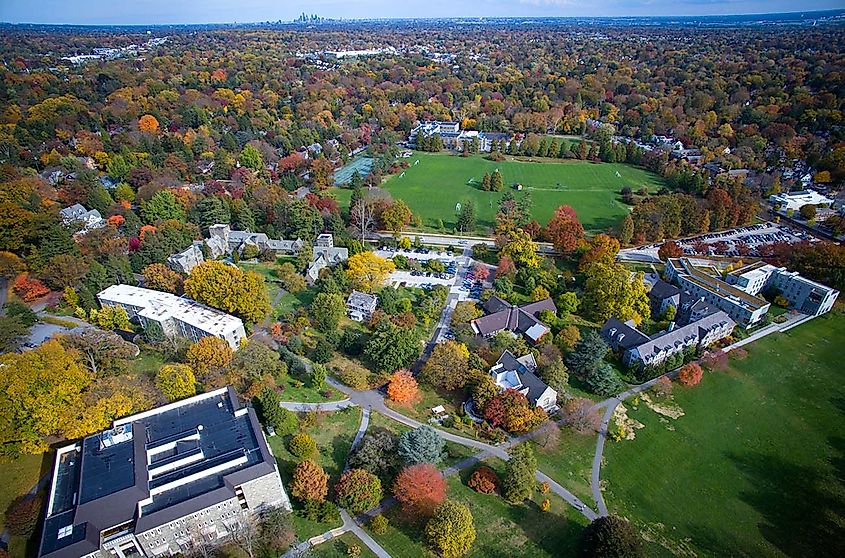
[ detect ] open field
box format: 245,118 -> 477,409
371,458 -> 588,558
310,532 -> 378,558
602,310 -> 845,557
532,431 -> 598,510
332,152 -> 664,233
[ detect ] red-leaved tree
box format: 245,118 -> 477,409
392,463 -> 447,518
13,274 -> 49,301
546,205 -> 585,255
657,241 -> 684,261
678,363 -> 704,386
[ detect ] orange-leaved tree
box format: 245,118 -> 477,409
678,363 -> 703,386
387,369 -> 419,404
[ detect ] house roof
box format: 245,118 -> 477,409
630,311 -> 735,362
600,317 -> 651,351
490,350 -> 553,408
473,297 -> 556,339
649,280 -> 680,301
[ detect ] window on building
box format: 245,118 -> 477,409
57,525 -> 74,539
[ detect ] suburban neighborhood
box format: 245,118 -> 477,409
0,7 -> 844,558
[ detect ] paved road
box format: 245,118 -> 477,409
370,230 -> 557,254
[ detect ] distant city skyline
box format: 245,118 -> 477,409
1,0 -> 842,25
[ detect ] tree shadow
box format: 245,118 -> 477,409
724,446 -> 845,557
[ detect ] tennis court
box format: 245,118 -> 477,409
334,156 -> 374,185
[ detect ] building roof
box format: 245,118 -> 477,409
347,290 -> 378,309
668,258 -> 769,312
649,280 -> 680,301
630,311 -> 735,363
600,317 -> 651,351
489,351 -> 553,408
39,388 -> 277,558
97,285 -> 244,339
473,297 -> 556,340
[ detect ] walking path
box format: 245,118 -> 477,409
587,310 -> 814,517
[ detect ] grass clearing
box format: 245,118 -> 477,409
309,532 -> 378,558
278,375 -> 345,403
532,429 -> 598,510
331,152 -> 664,233
371,458 -> 588,558
0,453 -> 48,530
603,310 -> 845,557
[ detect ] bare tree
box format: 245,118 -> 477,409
182,520 -> 216,558
562,398 -> 601,434
229,511 -> 260,558
349,198 -> 376,243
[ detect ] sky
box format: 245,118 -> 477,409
1,0 -> 842,25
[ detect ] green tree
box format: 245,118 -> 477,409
586,363 -> 623,396
425,500 -> 476,558
491,170 -> 504,192
335,469 -> 383,514
582,262 -> 651,324
141,190 -> 186,224
155,364 -> 196,402
240,144 -> 263,171
502,443 -> 537,504
579,515 -> 644,558
457,199 -> 476,233
365,322 -> 422,372
397,426 -> 445,466
289,432 -> 318,459
566,331 -> 609,378
382,200 -> 413,232
310,293 -> 346,332
257,388 -> 298,436
420,340 -> 470,390
195,196 -> 231,234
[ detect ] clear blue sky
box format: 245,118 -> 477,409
1,0 -> 841,25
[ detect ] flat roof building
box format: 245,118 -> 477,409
769,189 -> 833,212
38,387 -> 290,558
97,285 -> 246,349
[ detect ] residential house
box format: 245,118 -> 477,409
97,285 -> 246,350
471,296 -> 556,344
346,291 -> 378,322
167,244 -> 204,275
60,204 -> 106,234
38,387 -> 290,558
489,350 -> 558,412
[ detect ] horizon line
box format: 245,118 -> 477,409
2,8 -> 843,28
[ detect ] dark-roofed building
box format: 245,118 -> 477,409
648,280 -> 680,318
39,387 -> 290,558
471,296 -> 556,344
489,351 -> 557,411
600,310 -> 735,370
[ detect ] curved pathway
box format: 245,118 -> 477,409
587,310 -> 813,517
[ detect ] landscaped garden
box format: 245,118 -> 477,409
602,310 -> 845,557
331,152 -> 665,233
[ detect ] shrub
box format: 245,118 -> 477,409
539,481 -> 550,494
334,359 -> 372,390
290,460 -> 329,503
467,466 -> 499,494
302,499 -> 340,523
541,498 -> 551,512
4,495 -> 43,536
335,469 -> 383,514
289,432 -> 318,460
652,376 -> 673,398
369,514 -> 389,535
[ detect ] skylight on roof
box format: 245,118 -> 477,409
57,525 -> 73,539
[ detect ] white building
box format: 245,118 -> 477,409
489,350 -> 557,412
726,261 -> 839,316
346,290 -> 378,322
97,285 -> 246,349
60,204 -> 106,234
769,189 -> 833,212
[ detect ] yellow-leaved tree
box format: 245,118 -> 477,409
155,364 -> 197,402
346,251 -> 395,293
183,260 -> 270,323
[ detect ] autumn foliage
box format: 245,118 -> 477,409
467,466 -> 499,494
546,205 -> 585,255
678,363 -> 704,386
657,241 -> 684,261
138,114 -> 159,133
13,273 -> 49,301
290,459 -> 329,503
392,463 -> 447,518
334,468 -> 383,514
387,369 -> 420,404
483,388 -> 548,434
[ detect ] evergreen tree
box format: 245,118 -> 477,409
457,200 -> 476,233
502,443 -> 537,503
491,170 -> 504,192
481,172 -> 491,192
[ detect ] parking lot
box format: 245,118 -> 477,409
376,247 -> 473,290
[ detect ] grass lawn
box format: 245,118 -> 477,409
331,152 -> 664,233
309,532 -> 378,558
384,386 -> 484,442
602,309 -> 845,557
267,407 -> 362,540
127,349 -> 168,377
275,289 -> 316,319
371,458 -> 588,558
531,429 -> 598,510
0,453 -> 48,530
278,375 -> 345,403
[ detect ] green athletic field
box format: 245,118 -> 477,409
360,152 -> 665,233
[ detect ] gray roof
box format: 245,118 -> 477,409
492,351 -> 553,408
473,297 -> 556,338
39,387 -> 277,558
629,311 -> 735,363
649,280 -> 680,301
600,317 -> 651,351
